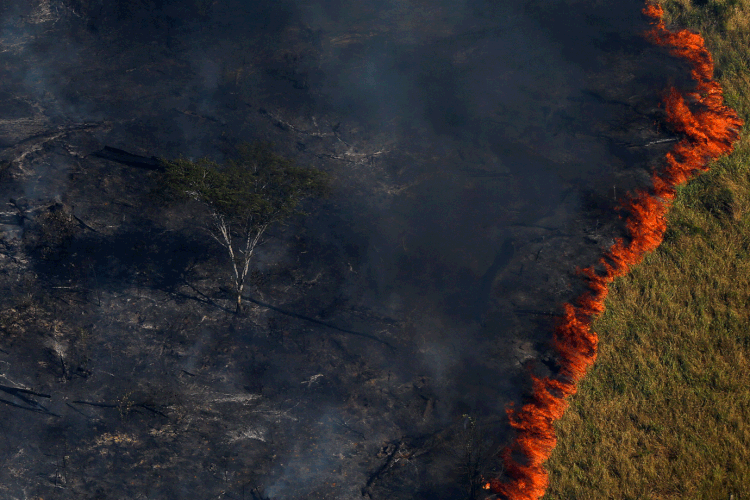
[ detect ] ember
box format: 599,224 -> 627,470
489,3 -> 743,499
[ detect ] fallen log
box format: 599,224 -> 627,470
90,146 -> 164,171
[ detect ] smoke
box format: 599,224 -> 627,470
263,410 -> 350,499
488,3 -> 743,499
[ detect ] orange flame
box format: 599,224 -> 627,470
489,3 -> 742,499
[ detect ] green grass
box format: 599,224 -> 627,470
543,1 -> 750,499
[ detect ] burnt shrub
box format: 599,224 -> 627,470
25,203 -> 80,261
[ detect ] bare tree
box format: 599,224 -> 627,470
160,141 -> 330,313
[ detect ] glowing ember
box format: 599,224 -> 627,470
489,3 -> 743,499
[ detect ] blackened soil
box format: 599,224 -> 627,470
0,1 -> 693,499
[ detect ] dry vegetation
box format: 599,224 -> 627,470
544,1 -> 750,498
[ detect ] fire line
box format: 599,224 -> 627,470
487,3 -> 743,499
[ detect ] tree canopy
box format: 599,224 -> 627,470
160,141 -> 330,231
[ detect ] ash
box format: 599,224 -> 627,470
0,1 -> 691,498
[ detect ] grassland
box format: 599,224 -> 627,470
543,1 -> 750,499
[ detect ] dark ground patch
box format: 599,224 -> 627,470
0,1 -> 697,498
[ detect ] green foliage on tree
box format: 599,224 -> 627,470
159,141 -> 330,313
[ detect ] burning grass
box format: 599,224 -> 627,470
489,1 -> 747,498
542,0 -> 750,498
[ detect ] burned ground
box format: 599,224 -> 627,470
0,1 -> 699,499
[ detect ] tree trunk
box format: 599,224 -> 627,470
235,292 -> 243,314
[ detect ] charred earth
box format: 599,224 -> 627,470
0,1 -> 702,498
